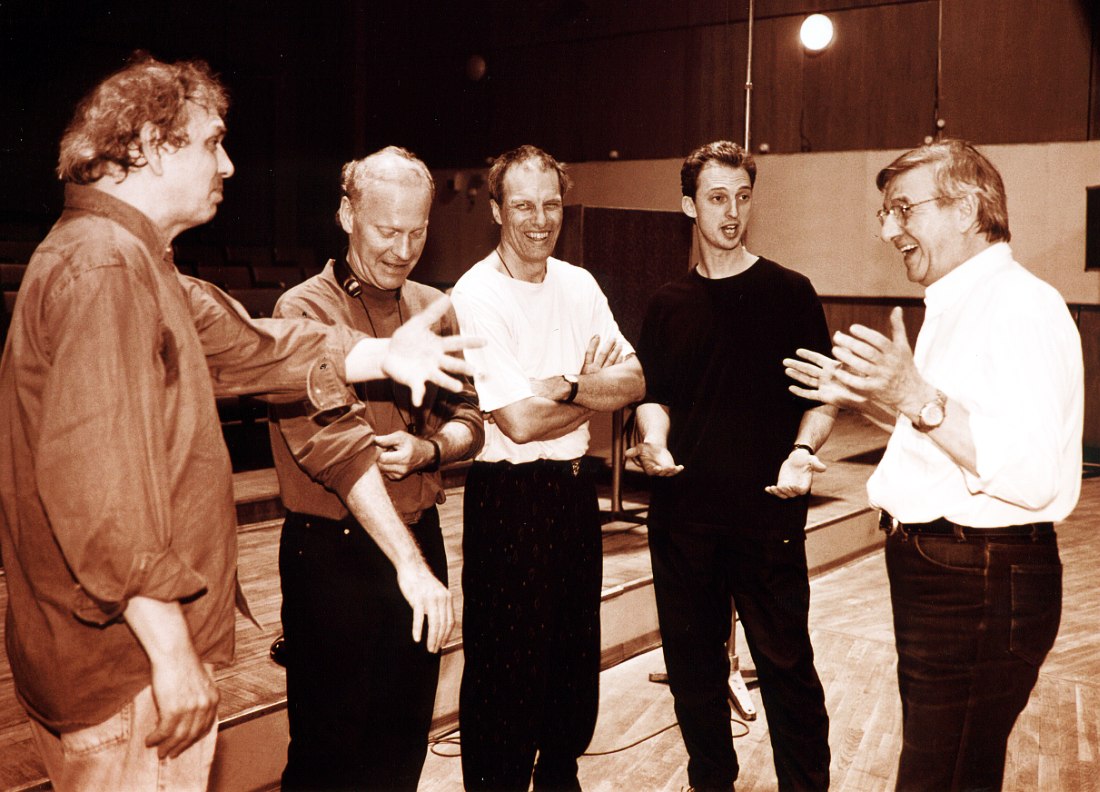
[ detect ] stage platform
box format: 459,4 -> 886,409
0,411 -> 890,791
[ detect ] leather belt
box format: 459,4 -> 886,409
879,510 -> 1053,540
474,458 -> 586,477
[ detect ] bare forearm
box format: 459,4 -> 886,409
793,404 -> 838,453
345,465 -> 426,570
493,398 -> 593,444
859,401 -> 901,433
635,402 -> 672,445
124,597 -> 196,664
343,337 -> 389,382
430,421 -> 479,465
574,358 -> 645,412
898,386 -> 978,475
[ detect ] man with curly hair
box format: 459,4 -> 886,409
0,54 -> 479,791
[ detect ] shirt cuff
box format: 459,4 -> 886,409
306,352 -> 355,412
70,550 -> 208,626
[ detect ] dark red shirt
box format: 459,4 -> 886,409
269,262 -> 483,524
0,185 -> 361,731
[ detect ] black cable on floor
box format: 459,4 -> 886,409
427,715 -> 752,759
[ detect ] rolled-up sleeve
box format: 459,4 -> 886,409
268,290 -> 380,502
433,304 -> 484,458
36,262 -> 206,624
182,276 -> 364,412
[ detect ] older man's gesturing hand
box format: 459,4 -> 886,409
828,307 -> 927,416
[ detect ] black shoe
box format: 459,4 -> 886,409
270,635 -> 288,667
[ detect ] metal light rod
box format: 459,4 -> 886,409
744,0 -> 755,151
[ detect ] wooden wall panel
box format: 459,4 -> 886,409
1090,1 -> 1100,142
682,22 -> 748,151
560,206 -> 693,345
480,0 -> 1092,163
575,29 -> 690,162
752,2 -> 938,153
821,298 -> 924,348
940,0 -> 1092,144
486,39 -> 590,161
1076,307 -> 1100,449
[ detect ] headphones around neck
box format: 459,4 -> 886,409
333,255 -> 362,298
333,254 -> 402,302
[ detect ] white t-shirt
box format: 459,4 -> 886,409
451,254 -> 634,463
867,243 -> 1083,526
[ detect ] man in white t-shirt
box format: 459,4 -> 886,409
451,145 -> 645,791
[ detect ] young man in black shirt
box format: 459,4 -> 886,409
628,140 -> 835,792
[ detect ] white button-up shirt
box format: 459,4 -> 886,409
867,242 -> 1083,526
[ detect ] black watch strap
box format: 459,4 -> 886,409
561,375 -> 579,404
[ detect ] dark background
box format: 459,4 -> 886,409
3,0 -> 1099,258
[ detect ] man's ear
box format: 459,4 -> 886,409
138,122 -> 164,176
954,193 -> 979,233
338,195 -> 355,234
681,195 -> 698,219
490,200 -> 502,226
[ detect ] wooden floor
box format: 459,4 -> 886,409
0,411 -> 1096,790
421,478 -> 1100,792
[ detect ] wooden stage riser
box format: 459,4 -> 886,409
202,508 -> 882,792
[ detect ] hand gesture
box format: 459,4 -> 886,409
829,307 -> 927,414
385,296 -> 484,407
396,562 -> 454,653
529,335 -> 623,399
144,649 -> 219,759
765,451 -> 827,499
625,441 -> 684,476
375,431 -> 432,481
784,348 -> 868,410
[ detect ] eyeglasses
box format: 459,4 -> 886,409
876,196 -> 945,226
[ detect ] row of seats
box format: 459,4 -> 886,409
0,242 -> 319,276
2,260 -> 311,292
0,244 -> 322,346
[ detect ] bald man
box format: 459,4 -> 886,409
268,147 -> 483,791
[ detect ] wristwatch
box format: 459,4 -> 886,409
560,373 -> 579,404
913,390 -> 947,432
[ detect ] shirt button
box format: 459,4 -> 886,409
343,528 -> 350,536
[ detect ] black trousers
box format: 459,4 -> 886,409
459,460 -> 602,792
279,507 -> 447,792
648,514 -> 830,792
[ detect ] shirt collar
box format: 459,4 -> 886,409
923,241 -> 1013,317
322,259 -> 403,309
64,183 -> 172,264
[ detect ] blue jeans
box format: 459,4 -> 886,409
885,528 -> 1061,791
29,682 -> 217,792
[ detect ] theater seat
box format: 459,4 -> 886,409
228,288 -> 284,319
